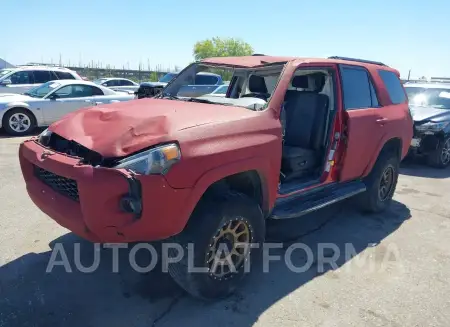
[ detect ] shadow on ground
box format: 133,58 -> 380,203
400,157 -> 450,179
0,200 -> 411,327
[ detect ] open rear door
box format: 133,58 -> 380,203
339,109 -> 382,181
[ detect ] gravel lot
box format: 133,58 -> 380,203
1,132 -> 450,327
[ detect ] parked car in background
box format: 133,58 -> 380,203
0,80 -> 134,136
206,83 -> 230,97
405,82 -> 450,167
135,72 -> 179,99
19,55 -> 412,300
176,72 -> 223,97
93,77 -> 139,93
0,66 -> 82,94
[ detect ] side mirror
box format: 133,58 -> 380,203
48,93 -> 58,100
0,79 -> 11,86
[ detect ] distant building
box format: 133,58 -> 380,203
0,58 -> 15,69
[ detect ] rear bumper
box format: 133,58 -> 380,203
19,139 -> 192,243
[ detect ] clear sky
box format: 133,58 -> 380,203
2,0 -> 449,78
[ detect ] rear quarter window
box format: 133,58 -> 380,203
378,70 -> 406,104
55,71 -> 76,80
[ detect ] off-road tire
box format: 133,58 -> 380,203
3,108 -> 36,136
426,137 -> 450,168
359,150 -> 399,213
167,192 -> 265,300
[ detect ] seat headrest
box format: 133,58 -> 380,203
292,75 -> 309,88
248,75 -> 268,93
309,73 -> 326,92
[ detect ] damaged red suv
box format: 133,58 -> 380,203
19,55 -> 413,299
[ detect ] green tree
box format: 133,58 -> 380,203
193,37 -> 254,61
149,71 -> 159,82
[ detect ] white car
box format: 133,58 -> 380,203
0,65 -> 82,94
93,77 -> 139,93
0,80 -> 135,136
207,84 -> 230,97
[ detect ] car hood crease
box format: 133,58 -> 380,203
49,98 -> 256,157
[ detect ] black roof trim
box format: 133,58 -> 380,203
328,56 -> 387,67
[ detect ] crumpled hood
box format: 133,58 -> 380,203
410,105 -> 450,122
49,98 -> 256,157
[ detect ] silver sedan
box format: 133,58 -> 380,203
0,80 -> 135,136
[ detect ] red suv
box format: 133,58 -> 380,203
19,55 -> 413,299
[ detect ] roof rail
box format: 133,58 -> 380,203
19,63 -> 65,68
328,56 -> 387,67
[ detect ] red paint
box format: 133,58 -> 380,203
18,56 -> 412,243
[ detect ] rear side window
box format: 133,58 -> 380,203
33,70 -> 53,83
120,80 -> 134,86
378,70 -> 406,104
105,80 -> 118,87
341,66 -> 379,110
91,86 -> 104,96
195,74 -> 218,85
54,71 -> 76,80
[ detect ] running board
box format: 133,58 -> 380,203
270,180 -> 366,219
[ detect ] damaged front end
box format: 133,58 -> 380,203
135,83 -> 165,99
21,129 -> 189,243
409,120 -> 450,156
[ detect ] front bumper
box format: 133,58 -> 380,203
409,130 -> 442,156
19,139 -> 191,243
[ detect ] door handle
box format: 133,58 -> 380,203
376,117 -> 388,124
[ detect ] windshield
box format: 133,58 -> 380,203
405,86 -> 450,110
24,81 -> 61,98
159,63 -> 283,110
159,73 -> 177,83
93,78 -> 107,85
0,69 -> 13,79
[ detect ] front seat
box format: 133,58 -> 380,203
241,75 -> 271,100
282,74 -> 329,176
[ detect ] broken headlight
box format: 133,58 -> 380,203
114,143 -> 181,175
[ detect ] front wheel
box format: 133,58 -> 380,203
167,192 -> 265,300
359,151 -> 399,213
3,108 -> 36,136
427,137 -> 450,168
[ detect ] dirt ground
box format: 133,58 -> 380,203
1,132 -> 449,327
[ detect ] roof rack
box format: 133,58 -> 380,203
252,53 -> 266,56
18,63 -> 66,68
328,56 -> 387,67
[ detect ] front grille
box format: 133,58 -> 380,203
34,166 -> 79,202
46,133 -> 103,166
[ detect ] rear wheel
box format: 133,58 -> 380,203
3,108 -> 36,136
167,192 -> 265,300
359,151 -> 399,213
427,137 -> 450,168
